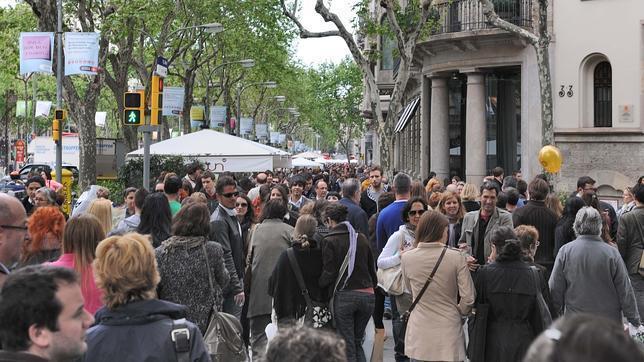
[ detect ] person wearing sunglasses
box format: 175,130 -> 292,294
0,194 -> 28,287
209,176 -> 245,319
377,197 -> 429,315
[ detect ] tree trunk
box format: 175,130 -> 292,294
536,42 -> 553,146
181,70 -> 195,135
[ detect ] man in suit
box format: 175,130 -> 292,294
210,176 -> 244,318
339,178 -> 369,236
459,181 -> 514,270
617,182 -> 644,318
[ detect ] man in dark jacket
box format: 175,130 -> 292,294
513,178 -> 559,272
574,176 -> 618,239
21,175 -> 45,215
210,176 -> 245,319
339,178 -> 369,236
617,183 -> 644,317
0,266 -> 94,362
360,166 -> 390,219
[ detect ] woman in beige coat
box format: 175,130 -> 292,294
401,210 -> 475,362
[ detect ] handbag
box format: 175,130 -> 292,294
376,233 -> 406,296
201,243 -> 248,362
530,266 -> 553,331
286,248 -> 332,328
467,269 -> 489,362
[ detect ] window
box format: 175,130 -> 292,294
593,61 -> 612,127
380,17 -> 399,71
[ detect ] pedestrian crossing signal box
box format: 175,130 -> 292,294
123,91 -> 145,126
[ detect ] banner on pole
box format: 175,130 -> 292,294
35,101 -> 52,117
255,124 -> 268,140
19,32 -> 54,75
270,132 -> 280,144
240,117 -> 253,135
64,32 -> 100,75
209,106 -> 226,128
162,87 -> 184,116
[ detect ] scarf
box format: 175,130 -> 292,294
160,235 -> 206,253
340,221 -> 358,289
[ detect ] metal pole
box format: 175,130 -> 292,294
235,85 -> 241,136
55,0 -> 63,183
142,127 -> 151,190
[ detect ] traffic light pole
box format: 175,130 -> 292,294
139,125 -> 156,190
55,0 -> 63,183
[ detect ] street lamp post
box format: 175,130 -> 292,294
203,59 -> 255,129
54,0 -> 63,182
140,22 -> 223,190
235,81 -> 277,137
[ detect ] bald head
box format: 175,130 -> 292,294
0,194 -> 27,270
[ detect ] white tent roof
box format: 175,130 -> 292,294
292,157 -> 322,168
293,151 -> 322,159
127,129 -> 291,172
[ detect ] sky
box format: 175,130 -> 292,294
292,0 -> 355,67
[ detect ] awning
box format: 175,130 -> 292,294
394,97 -> 420,133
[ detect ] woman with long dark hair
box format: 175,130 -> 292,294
137,193 -> 172,247
554,197 -> 586,256
473,226 -> 547,362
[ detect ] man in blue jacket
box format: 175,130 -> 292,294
339,178 -> 369,236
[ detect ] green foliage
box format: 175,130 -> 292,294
118,155 -> 198,189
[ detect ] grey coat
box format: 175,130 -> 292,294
549,235 -> 640,326
155,236 -> 230,334
248,219 -> 293,318
459,207 -> 513,263
617,205 -> 644,275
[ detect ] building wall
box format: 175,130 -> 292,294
552,0 -> 644,193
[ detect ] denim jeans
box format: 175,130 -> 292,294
334,290 -> 375,362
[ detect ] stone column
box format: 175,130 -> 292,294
430,76 -> 450,181
465,72 -> 487,184
420,75 -> 431,178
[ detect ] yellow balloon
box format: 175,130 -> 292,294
538,145 -> 563,173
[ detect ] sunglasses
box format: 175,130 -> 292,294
222,191 -> 240,198
408,209 -> 426,216
1,224 -> 28,231
236,202 -> 248,207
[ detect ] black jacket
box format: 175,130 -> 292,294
84,299 -> 209,362
360,190 -> 378,218
339,197 -> 369,236
475,260 -> 545,362
0,351 -> 47,362
319,224 -> 377,300
268,244 -> 328,322
209,205 -> 244,296
512,200 -> 559,268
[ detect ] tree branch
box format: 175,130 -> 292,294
383,0 -> 407,62
279,0 -> 341,38
479,0 -> 539,45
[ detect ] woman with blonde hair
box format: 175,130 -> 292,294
401,210 -> 474,361
85,233 -> 210,361
545,193 -> 563,219
87,198 -> 113,235
437,191 -> 466,247
49,214 -> 105,314
461,183 -> 481,212
19,206 -> 65,266
269,214 -> 327,324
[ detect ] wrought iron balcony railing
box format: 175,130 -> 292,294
431,0 -> 533,35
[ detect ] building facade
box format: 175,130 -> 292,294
365,0 -> 644,197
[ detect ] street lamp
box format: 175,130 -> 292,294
235,81 -> 277,137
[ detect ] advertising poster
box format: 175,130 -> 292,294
64,32 -> 100,75
210,106 -> 226,128
240,117 -> 253,135
162,87 -> 185,116
19,32 -> 54,75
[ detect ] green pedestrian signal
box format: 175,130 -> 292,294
123,110 -> 142,125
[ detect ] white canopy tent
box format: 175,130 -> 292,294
292,157 -> 322,168
127,129 -> 291,172
293,151 -> 322,160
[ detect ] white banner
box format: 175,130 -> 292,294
255,124 -> 268,140
162,87 -> 185,116
270,131 -> 280,144
35,101 -> 52,117
209,106 -> 226,128
19,32 -> 54,75
64,32 -> 100,75
95,111 -> 107,126
240,117 -> 253,135
278,133 -> 286,144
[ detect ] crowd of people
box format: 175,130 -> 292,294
0,162 -> 643,362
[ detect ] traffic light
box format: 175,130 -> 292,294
123,91 -> 145,126
150,75 -> 163,126
52,109 -> 65,142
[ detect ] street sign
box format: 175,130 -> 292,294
155,56 -> 169,78
124,109 -> 142,125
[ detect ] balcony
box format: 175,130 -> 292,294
431,0 -> 533,35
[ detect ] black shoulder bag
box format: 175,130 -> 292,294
287,248 -> 332,328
